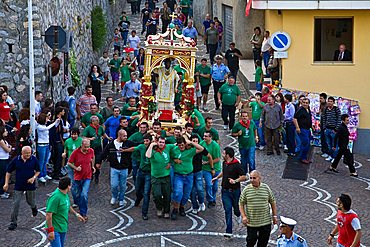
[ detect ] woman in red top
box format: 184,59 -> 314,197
0,90 -> 11,123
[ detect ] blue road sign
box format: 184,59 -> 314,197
270,31 -> 291,52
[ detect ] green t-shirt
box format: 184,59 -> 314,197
150,144 -> 178,178
82,125 -> 104,148
110,59 -> 120,73
249,101 -> 265,120
45,189 -> 70,233
81,112 -> 104,127
174,64 -> 186,75
175,81 -> 183,102
120,65 -> 132,83
121,103 -> 137,116
195,64 -> 211,86
173,147 -> 196,174
200,140 -> 221,172
255,66 -> 263,84
198,127 -> 219,142
232,120 -> 257,148
191,109 -> 205,129
134,144 -> 150,172
64,137 -> 83,157
219,83 -> 241,106
165,136 -> 177,144
180,0 -> 190,14
129,131 -> 144,161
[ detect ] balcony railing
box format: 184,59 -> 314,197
252,0 -> 370,9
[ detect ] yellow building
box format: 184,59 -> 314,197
254,1 -> 370,155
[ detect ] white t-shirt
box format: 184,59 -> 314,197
128,35 -> 141,50
114,140 -> 122,162
261,37 -> 271,53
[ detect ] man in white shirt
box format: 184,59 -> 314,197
35,91 -> 43,116
261,31 -> 271,77
128,30 -> 141,57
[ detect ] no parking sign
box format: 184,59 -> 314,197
270,31 -> 291,52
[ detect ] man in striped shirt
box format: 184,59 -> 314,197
77,85 -> 97,120
321,96 -> 341,162
239,170 -> 277,247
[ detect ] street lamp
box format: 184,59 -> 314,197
28,0 -> 36,145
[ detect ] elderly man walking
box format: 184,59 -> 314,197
239,170 -> 277,247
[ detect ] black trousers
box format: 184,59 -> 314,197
162,19 -> 170,33
209,44 -> 218,64
221,104 -> 236,130
212,80 -> 224,109
331,148 -> 356,173
246,224 -> 271,247
252,48 -> 262,65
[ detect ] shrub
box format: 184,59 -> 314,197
91,6 -> 107,52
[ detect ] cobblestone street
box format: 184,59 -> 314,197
0,2 -> 369,247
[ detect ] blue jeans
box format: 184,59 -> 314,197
110,168 -> 128,202
67,166 -> 77,204
121,31 -> 129,46
203,170 -> 220,203
173,173 -> 194,206
37,144 -> 50,178
239,146 -> 256,174
262,51 -> 270,76
285,122 -> 296,154
190,171 -> 205,210
295,132 -> 301,153
253,119 -> 266,146
132,160 -> 139,185
222,188 -> 241,234
256,81 -> 263,92
325,129 -> 338,158
50,232 -> 66,247
74,179 -> 91,216
135,169 -> 151,215
298,129 -> 311,160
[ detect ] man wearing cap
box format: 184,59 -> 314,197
211,55 -> 230,111
217,75 -> 241,130
277,216 -> 308,247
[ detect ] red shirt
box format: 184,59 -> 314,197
337,210 -> 360,247
69,148 -> 95,180
0,102 -> 11,121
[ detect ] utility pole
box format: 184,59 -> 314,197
28,0 -> 36,145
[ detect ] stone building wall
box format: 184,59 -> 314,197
0,0 -> 125,109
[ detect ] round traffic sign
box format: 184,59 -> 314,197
270,31 -> 291,52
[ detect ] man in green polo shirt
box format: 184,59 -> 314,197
146,136 -> 179,219
198,117 -> 219,143
218,75 -> 241,131
239,170 -> 277,247
121,97 -> 138,116
232,111 -> 258,174
190,108 -> 205,131
200,131 -> 221,208
171,137 -> 204,220
195,58 -> 212,111
81,103 -> 104,128
45,177 -> 85,247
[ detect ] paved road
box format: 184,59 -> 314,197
1,2 -> 369,247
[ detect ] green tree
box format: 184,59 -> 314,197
91,6 -> 107,52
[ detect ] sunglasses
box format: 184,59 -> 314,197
250,177 -> 257,179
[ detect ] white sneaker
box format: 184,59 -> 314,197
45,175 -> 52,180
259,146 -> 265,151
331,158 -> 335,164
284,145 -> 288,151
237,215 -> 242,224
321,153 -> 329,158
119,200 -> 126,207
200,203 -> 206,211
110,198 -> 117,205
223,125 -> 228,130
38,177 -> 46,183
192,209 -> 198,214
325,156 -> 333,161
0,193 -> 9,199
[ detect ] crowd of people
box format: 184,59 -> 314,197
0,1 -> 363,247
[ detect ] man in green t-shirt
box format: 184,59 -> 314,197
109,53 -> 121,92
171,137 -> 204,220
232,111 -> 258,174
198,116 -> 219,143
190,108 -> 205,131
200,131 -> 221,208
146,136 -> 179,218
81,103 -> 104,128
247,92 -> 266,149
45,177 -> 85,247
61,128 -> 82,207
121,97 -> 138,116
195,58 -> 212,111
217,75 -> 241,130
82,115 -> 111,184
